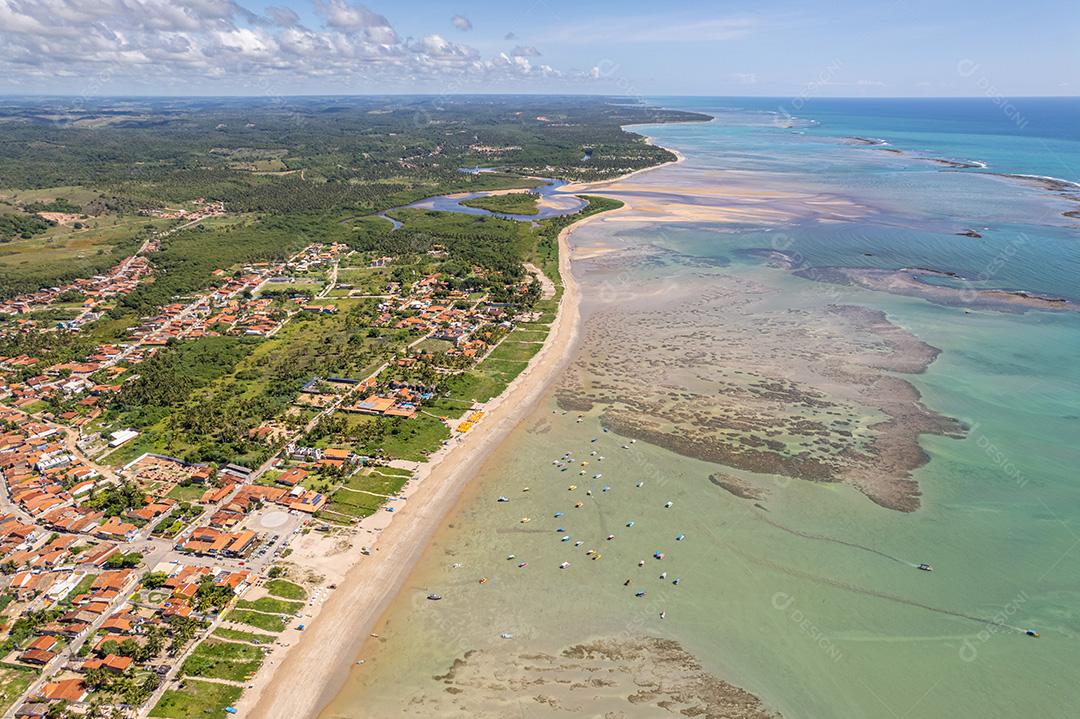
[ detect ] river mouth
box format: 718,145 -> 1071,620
402,177 -> 586,221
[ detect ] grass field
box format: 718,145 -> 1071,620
338,412 -> 449,462
323,488 -> 385,519
0,663 -> 37,716
150,678 -> 242,718
264,579 -> 307,601
256,279 -> 323,297
235,597 -> 303,615
336,265 -> 392,295
484,340 -> 544,363
212,627 -> 276,645
61,573 -> 97,606
344,470 -> 408,497
180,639 -> 265,682
224,609 -> 287,633
166,483 -> 207,502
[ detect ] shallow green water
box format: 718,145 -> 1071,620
325,101 -> 1080,718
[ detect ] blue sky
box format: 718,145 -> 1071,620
0,0 -> 1075,96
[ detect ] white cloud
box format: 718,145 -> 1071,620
450,14 -> 472,32
0,0 -> 596,91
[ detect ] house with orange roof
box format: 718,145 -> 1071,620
37,678 -> 87,703
275,467 -> 308,487
94,516 -> 138,542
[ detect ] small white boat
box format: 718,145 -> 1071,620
497,496 -> 509,503
559,562 -> 570,569
664,501 -> 673,508
500,632 -> 514,639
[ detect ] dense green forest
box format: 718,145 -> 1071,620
0,211 -> 49,241
0,96 -> 703,466
461,192 -> 540,215
0,96 -> 707,214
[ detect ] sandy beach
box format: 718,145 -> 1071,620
241,194 -> 628,719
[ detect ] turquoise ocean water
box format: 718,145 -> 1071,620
326,98 -> 1080,718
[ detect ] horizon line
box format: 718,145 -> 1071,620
1,93 -> 1078,101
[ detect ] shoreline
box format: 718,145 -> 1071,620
241,168 -> 650,719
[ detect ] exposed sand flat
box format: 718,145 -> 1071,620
560,164 -> 870,226
557,250 -> 962,512
798,265 -> 1080,314
335,637 -> 780,718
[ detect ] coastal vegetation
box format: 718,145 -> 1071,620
150,679 -> 242,718
0,94 -> 693,719
461,192 -> 540,215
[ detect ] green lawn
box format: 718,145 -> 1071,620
212,627 -> 276,645
324,489 -> 384,519
224,609 -> 286,633
235,597 -> 303,615
485,340 -> 544,363
150,678 -> 242,718
166,483 -> 207,502
344,471 -> 408,497
61,573 -> 97,605
264,579 -> 307,601
0,663 -> 37,716
336,266 -> 392,295
342,412 -> 449,462
180,639 -> 265,682
371,465 -> 411,477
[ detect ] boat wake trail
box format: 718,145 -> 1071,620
752,511 -> 917,567
730,545 -> 1026,632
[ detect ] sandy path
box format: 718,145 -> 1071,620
242,206 -> 618,719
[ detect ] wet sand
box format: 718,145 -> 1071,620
346,637 -> 779,718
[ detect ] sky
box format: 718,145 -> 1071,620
0,0 -> 1076,97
